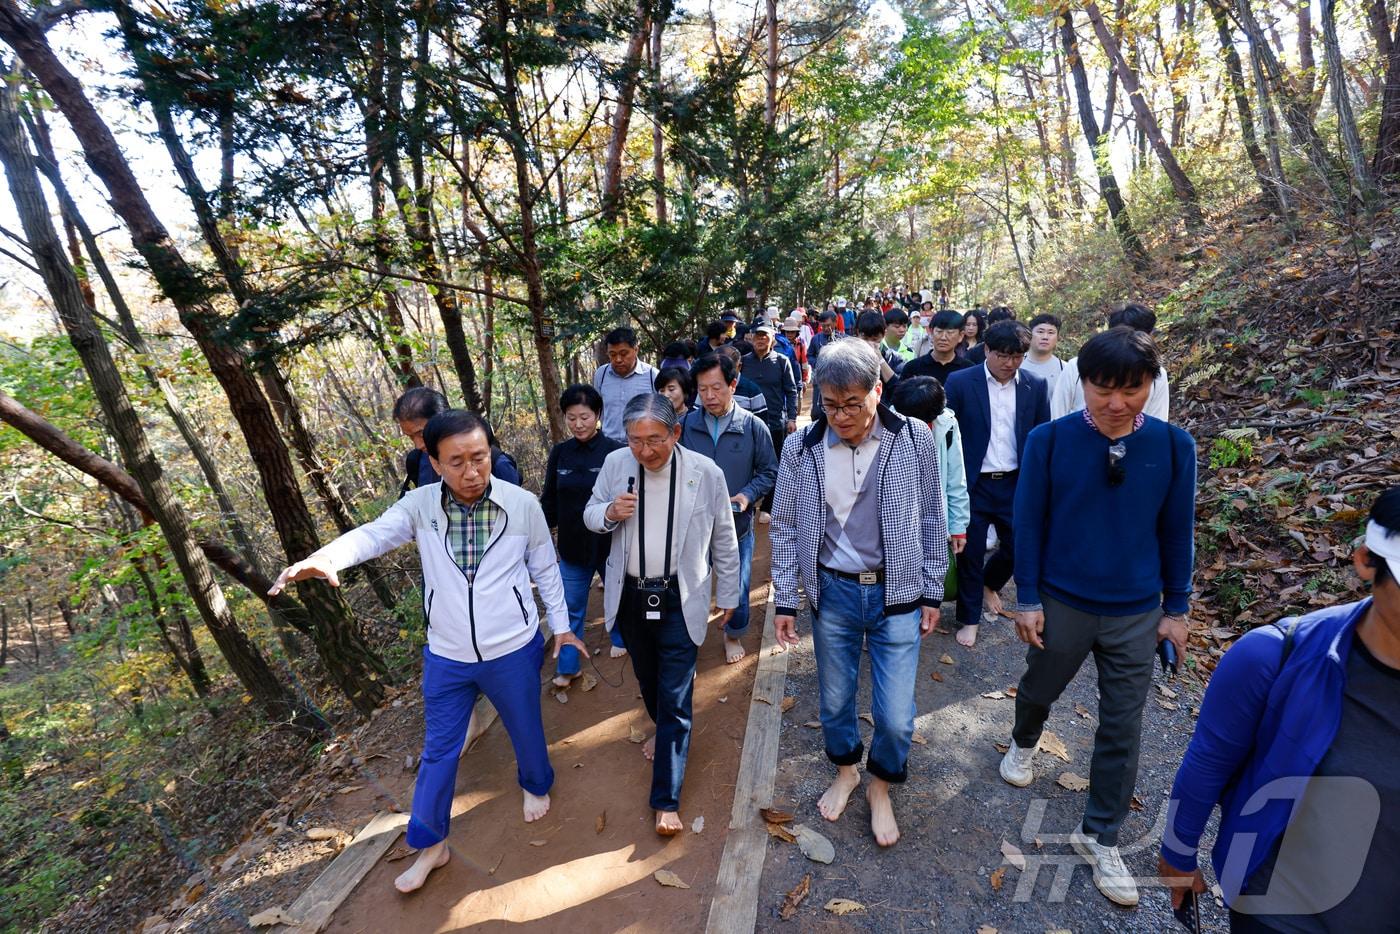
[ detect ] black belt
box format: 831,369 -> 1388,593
819,565 -> 884,584
624,574 -> 678,590
981,470 -> 1019,480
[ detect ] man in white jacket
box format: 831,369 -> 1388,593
270,410 -> 584,895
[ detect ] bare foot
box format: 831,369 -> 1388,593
643,735 -> 656,761
393,842 -> 449,894
866,779 -> 900,846
956,624 -> 978,648
609,645 -> 628,658
724,634 -> 746,664
817,765 -> 861,821
984,587 -> 1005,618
655,810 -> 683,836
523,790 -> 550,822
551,673 -> 576,689
757,511 -> 771,525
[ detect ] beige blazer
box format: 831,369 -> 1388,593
584,444 -> 741,646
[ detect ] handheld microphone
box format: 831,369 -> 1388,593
626,477 -> 636,495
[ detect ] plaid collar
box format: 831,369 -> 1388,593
1082,408 -> 1146,434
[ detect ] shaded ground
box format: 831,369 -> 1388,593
155,531 -> 773,933
756,594 -> 1222,933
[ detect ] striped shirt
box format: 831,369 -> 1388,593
442,483 -> 501,583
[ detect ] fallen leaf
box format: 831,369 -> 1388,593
595,812 -> 606,834
1157,699 -> 1180,711
939,653 -> 955,665
1073,703 -> 1093,719
989,866 -> 1006,891
754,696 -> 772,705
553,690 -> 569,704
580,672 -> 599,692
1038,731 -> 1071,762
528,839 -> 548,847
780,873 -> 811,919
930,671 -> 945,682
1000,840 -> 1026,870
691,816 -> 704,834
653,869 -> 690,889
781,696 -> 797,712
248,907 -> 299,927
1157,684 -> 1179,700
980,690 -> 1006,700
761,807 -> 795,824
304,827 -> 343,842
993,741 -> 1010,754
792,823 -> 835,864
488,851 -> 505,875
858,712 -> 874,726
766,821 -> 798,843
824,898 -> 865,915
629,725 -> 646,744
911,732 -> 928,745
1005,686 -> 1018,697
337,785 -> 362,795
1056,772 -> 1091,792
384,844 -> 414,862
718,695 -> 728,703
803,720 -> 821,729
976,927 -> 998,934
1129,794 -> 1145,812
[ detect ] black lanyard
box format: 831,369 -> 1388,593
637,453 -> 678,579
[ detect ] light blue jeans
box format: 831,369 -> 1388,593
725,529 -> 756,637
556,559 -> 625,677
811,571 -> 921,783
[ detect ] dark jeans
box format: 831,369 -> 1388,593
617,578 -> 698,812
956,472 -> 1017,626
1011,595 -> 1159,847
1229,909 -> 1286,933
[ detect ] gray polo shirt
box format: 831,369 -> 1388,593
819,421 -> 885,573
593,360 -> 659,443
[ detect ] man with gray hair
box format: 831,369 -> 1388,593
770,339 -> 948,847
585,393 -> 741,836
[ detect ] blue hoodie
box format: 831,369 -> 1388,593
1161,599 -> 1368,902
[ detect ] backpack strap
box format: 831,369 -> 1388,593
1275,617 -> 1302,667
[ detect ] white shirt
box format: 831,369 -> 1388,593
982,365 -> 1019,473
1019,354 -> 1065,394
1050,357 -> 1170,422
626,455 -> 679,578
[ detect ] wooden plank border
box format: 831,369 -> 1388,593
704,589 -> 789,934
270,810 -> 408,934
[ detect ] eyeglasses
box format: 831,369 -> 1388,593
628,435 -> 673,451
1107,442 -> 1127,487
822,398 -> 870,419
988,350 -> 1025,363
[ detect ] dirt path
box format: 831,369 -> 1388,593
755,593 -> 1221,933
318,532 -> 775,933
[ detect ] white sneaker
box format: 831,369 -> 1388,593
998,742 -> 1035,787
1070,829 -> 1140,907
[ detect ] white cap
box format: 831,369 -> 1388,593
1365,520 -> 1400,581
835,297 -> 847,307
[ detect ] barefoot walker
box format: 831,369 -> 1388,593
770,339 -> 948,847
269,409 -> 585,894
585,393 -> 741,836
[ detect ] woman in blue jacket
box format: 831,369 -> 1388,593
1158,486 -> 1400,932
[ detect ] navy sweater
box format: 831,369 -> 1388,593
1013,413 -> 1196,616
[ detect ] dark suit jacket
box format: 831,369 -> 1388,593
943,364 -> 1051,496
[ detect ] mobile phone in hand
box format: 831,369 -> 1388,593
1158,638 -> 1179,676
1173,888 -> 1200,933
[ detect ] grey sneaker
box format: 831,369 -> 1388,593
1070,829 -> 1140,907
999,742 -> 1036,787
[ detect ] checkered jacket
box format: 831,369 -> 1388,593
771,404 -> 948,617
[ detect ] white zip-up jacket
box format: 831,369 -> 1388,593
310,480 -> 570,664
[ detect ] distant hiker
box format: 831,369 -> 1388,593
270,409 -> 585,895
1020,313 -> 1067,394
901,310 -> 976,387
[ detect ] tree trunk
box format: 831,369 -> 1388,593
1083,0 -> 1206,233
1375,0 -> 1400,176
1051,32 -> 1085,212
1297,0 -> 1316,103
1206,0 -> 1290,217
1320,0 -> 1379,207
1058,6 -> 1151,270
497,0 -> 567,443
131,550 -> 212,697
651,10 -> 668,222
0,77 -> 311,726
0,1 -> 389,714
601,0 -> 649,221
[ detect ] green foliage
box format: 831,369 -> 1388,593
1209,435 -> 1255,469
